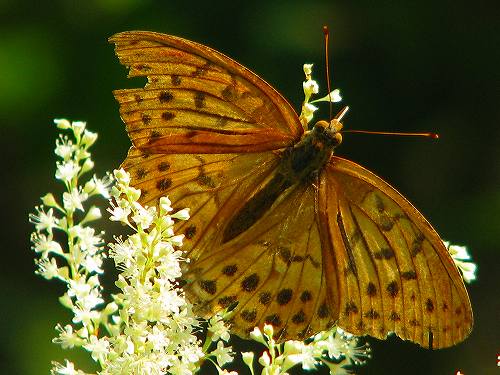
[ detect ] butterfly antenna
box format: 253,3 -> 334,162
343,129 -> 439,139
323,25 -> 333,120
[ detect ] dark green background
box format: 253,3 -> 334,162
3,1 -> 499,374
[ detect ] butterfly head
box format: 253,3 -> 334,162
312,119 -> 343,148
311,106 -> 349,149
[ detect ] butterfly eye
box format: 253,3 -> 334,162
329,119 -> 343,133
334,132 -> 343,145
314,120 -> 330,130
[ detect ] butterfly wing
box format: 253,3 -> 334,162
109,31 -> 303,154
319,156 -> 473,348
110,30 -> 305,256
183,178 -> 339,341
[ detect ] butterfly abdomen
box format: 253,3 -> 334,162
223,128 -> 336,243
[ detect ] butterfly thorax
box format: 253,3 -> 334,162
283,119 -> 343,181
222,120 -> 342,243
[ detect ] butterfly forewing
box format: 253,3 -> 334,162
110,31 -> 303,154
121,147 -> 282,258
321,157 -> 472,348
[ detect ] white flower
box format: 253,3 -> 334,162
208,314 -> 231,342
72,305 -> 100,325
55,135 -> 74,161
259,350 -> 271,367
446,242 -> 477,283
179,344 -> 204,364
35,257 -> 62,280
250,326 -> 265,345
109,237 -> 136,269
63,188 -> 87,212
56,160 -> 81,182
41,193 -> 59,208
94,174 -> 113,198
211,340 -> 234,367
311,88 -> 342,103
69,226 -> 102,254
53,324 -> 85,349
67,277 -> 92,300
342,337 -> 371,366
131,202 -> 155,230
114,168 -> 131,185
218,370 -> 238,375
80,158 -> 94,174
50,359 -> 85,375
82,255 -> 104,274
303,79 -> 319,98
301,102 -> 319,124
147,325 -> 170,351
83,335 -> 110,363
29,206 -> 59,234
108,202 -> 131,223
82,206 -> 102,224
31,232 -> 63,257
169,234 -> 185,247
324,330 -> 346,359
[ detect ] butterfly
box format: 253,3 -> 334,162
109,31 -> 472,349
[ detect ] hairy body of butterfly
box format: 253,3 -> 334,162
224,120 -> 340,242
110,31 -> 472,349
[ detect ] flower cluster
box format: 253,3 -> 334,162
300,63 -> 342,127
103,169 -> 235,374
29,120 -> 235,374
242,324 -> 370,375
29,119 -> 113,373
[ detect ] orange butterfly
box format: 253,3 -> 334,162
109,31 -> 472,349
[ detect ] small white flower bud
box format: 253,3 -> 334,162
258,351 -> 271,367
170,234 -> 184,247
71,121 -> 86,137
303,63 -> 313,76
303,79 -> 319,96
54,118 -> 71,129
283,340 -> 303,354
127,186 -> 141,202
82,130 -> 98,147
114,169 -> 130,185
242,352 -> 254,368
171,208 -> 190,221
104,302 -> 119,314
41,193 -> 58,207
263,323 -> 274,338
81,158 -> 95,174
159,196 -> 172,212
250,327 -> 265,344
83,179 -> 96,194
83,206 -> 102,223
59,292 -> 73,309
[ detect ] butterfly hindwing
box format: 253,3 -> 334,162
183,180 -> 338,341
320,156 -> 472,348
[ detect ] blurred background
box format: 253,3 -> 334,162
2,0 -> 499,374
